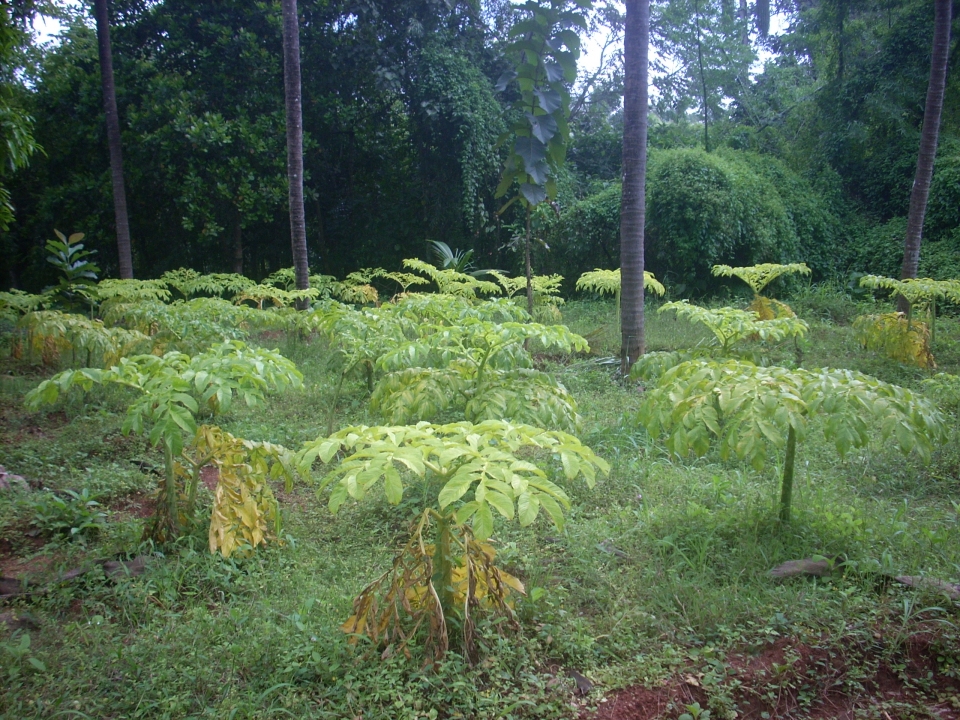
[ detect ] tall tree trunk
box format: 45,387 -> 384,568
93,0 -> 133,279
694,0 -> 709,152
620,0 -> 650,373
282,0 -> 309,305
525,207 -> 534,317
231,213 -> 243,275
898,0 -> 952,308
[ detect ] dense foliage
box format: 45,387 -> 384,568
0,0 -> 954,294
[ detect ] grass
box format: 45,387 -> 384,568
1,287 -> 959,719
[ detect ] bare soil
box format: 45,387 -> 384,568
586,634 -> 960,720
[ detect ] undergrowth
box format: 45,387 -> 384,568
1,288 -> 959,719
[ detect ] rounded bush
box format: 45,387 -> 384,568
548,148 -> 841,294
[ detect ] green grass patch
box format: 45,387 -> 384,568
1,290 -> 959,718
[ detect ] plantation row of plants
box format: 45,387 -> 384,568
4,237 -> 960,669
3,239 -> 617,659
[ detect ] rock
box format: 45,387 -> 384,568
0,465 -> 28,491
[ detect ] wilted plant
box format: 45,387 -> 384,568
193,425 -> 295,557
298,419 -> 609,661
858,275 -> 960,345
853,312 -> 935,368
26,341 -> 302,544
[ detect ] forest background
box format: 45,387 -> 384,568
0,0 -> 959,296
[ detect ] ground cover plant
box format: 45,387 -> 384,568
1,276 -> 959,719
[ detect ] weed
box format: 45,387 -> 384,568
27,487 -> 106,542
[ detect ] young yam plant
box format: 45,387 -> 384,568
0,289 -> 47,322
160,268 -> 254,299
270,266 -> 384,305
637,359 -> 948,522
25,341 -> 302,545
922,373 -> 960,415
575,268 -> 667,334
101,297 -> 267,354
371,317 -> 589,431
711,263 -> 811,319
234,283 -> 320,310
14,310 -> 153,367
378,270 -> 432,297
403,258 -> 500,298
384,293 -> 531,326
303,300 -> 413,433
91,278 -> 172,307
575,268 -> 666,298
659,301 -> 809,354
297,419 -> 610,661
488,270 -> 565,322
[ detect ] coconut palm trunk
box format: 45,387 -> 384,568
619,0 -> 650,373
282,0 -> 309,304
898,0 -> 952,309
93,0 -> 133,279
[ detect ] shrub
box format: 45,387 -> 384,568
547,149 -> 840,294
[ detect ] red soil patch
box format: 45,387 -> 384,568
10,410 -> 69,443
586,634 -> 960,720
109,491 -> 157,520
200,465 -> 219,492
0,529 -> 50,579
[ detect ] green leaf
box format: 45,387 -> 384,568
438,471 -> 476,509
525,112 -> 558,144
520,183 -> 547,205
517,492 -> 540,526
485,490 -> 515,520
533,86 -> 562,114
539,494 -> 565,530
455,501 -> 480,525
473,502 -> 494,539
383,466 -> 403,504
513,137 -> 547,175
328,483 -> 349,513
559,451 -> 579,480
